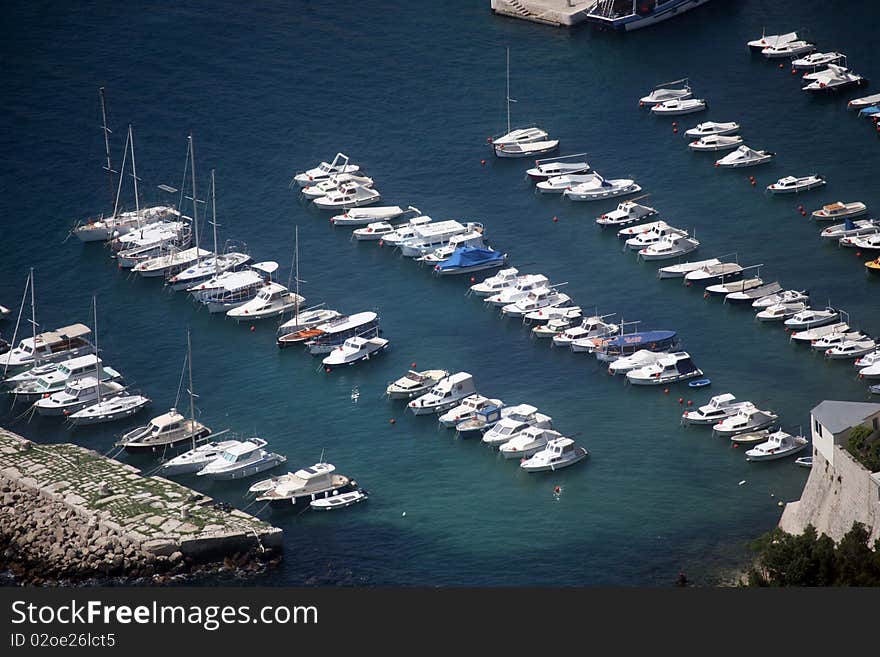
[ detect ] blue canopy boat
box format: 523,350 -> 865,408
858,105 -> 880,118
434,247 -> 507,276
593,329 -> 677,362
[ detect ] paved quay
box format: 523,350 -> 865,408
490,0 -> 597,26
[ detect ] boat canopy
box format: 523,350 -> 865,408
38,323 -> 91,345
603,330 -> 676,348
437,247 -> 503,270
858,106 -> 880,117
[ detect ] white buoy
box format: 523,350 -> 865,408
401,511 -> 406,517
738,480 -> 746,486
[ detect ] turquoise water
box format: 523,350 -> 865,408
1,0 -> 877,586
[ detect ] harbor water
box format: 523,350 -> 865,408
0,0 -> 877,585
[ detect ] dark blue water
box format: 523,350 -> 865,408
1,0 -> 877,586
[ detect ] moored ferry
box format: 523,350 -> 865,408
586,0 -> 711,31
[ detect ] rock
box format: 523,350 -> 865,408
169,551 -> 183,566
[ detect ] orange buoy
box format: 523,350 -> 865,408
678,397 -> 684,404
325,367 -> 331,373
411,362 -> 417,368
687,400 -> 693,406
469,277 -> 476,283
250,325 -> 255,332
778,63 -> 784,69
856,251 -> 862,257
552,216 -> 558,223
664,388 -> 669,394
480,159 -> 486,166
751,180 -> 756,186
672,127 -> 678,133
389,418 -> 396,425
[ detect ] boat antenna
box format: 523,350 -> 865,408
99,87 -> 116,209
319,447 -> 325,464
128,125 -> 141,225
2,270 -> 31,378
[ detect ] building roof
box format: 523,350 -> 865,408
811,400 -> 880,435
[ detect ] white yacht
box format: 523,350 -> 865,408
617,219 -> 669,240
657,258 -> 721,279
32,378 -> 124,417
536,173 -> 601,194
195,438 -> 286,480
595,199 -> 658,228
75,206 -> 180,243
304,312 -> 380,354
67,393 -> 151,426
386,369 -> 449,400
331,205 -> 418,227
639,78 -> 692,106
825,338 -> 877,360
481,404 -> 553,447
484,274 -> 549,307
378,216 -> 436,247
681,393 -> 749,425
725,281 -> 783,305
848,92 -> 880,110
276,308 -> 343,341
495,139 -> 559,159
114,222 -> 193,268
626,351 -> 702,386
766,175 -> 825,194
194,268 -> 278,314
650,98 -> 707,116
859,360 -> 880,380
840,233 -> 880,251
745,430 -> 808,461
684,262 -> 744,284
564,175 -> 641,201
116,408 -> 211,453
0,324 -> 94,370
407,372 -> 477,415
607,349 -> 668,375
251,462 -> 356,508
712,404 -> 778,437
158,437 -> 242,476
784,307 -> 839,330
791,51 -> 846,70
524,305 -> 582,325
853,350 -> 880,369
133,246 -> 211,278
755,302 -> 807,322
352,216 -> 429,241
9,355 -> 122,403
552,315 -> 618,349
438,394 -> 503,428
684,121 -> 740,137
625,225 -> 686,250
501,287 -> 571,318
499,427 -> 561,460
752,289 -> 809,309
789,321 -> 850,344
802,64 -> 867,93
226,282 -> 304,321
533,315 -> 578,339
167,250 -> 251,291
398,220 -> 475,258
519,437 -> 588,472
747,30 -> 798,52
321,336 -> 389,368
469,267 -> 520,297
312,182 -> 381,209
301,174 -> 374,199
704,277 -> 764,297
417,232 -> 487,263
638,234 -> 700,261
820,219 -> 878,240
715,146 -> 775,168
526,156 -> 590,182
292,153 -> 360,187
688,134 -> 743,151
762,40 -> 815,58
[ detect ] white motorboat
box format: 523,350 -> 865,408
853,350 -> 880,369
820,218 -> 878,240
67,393 -> 151,426
526,155 -> 590,182
792,51 -> 846,70
681,393 -> 750,425
379,216 -> 436,247
728,429 -> 772,445
481,404 -> 553,447
454,404 -> 509,436
158,438 -> 242,476
840,232 -> 880,251
301,173 -> 374,199
657,258 -> 721,279
9,356 -> 122,403
747,30 -> 798,52
33,378 -> 124,417
110,219 -> 187,251
715,145 -> 775,168
802,64 -> 868,93
418,232 -> 488,263
595,199 -> 658,228
536,172 -> 601,194
352,215 -> 430,241
684,121 -> 740,137
310,490 -> 369,511
704,277 -> 764,297
469,267 -> 520,297
638,233 -> 700,261
114,222 -> 193,267
312,182 -> 381,209
684,262 -> 744,283
292,153 -> 360,187
564,175 -> 641,201
825,338 -> 877,360
532,315 -> 578,339
484,274 -> 550,307
321,336 -> 389,367
438,394 -> 503,428
650,98 -> 707,116
304,312 -> 380,354
407,372 -> 476,415
398,220 -> 478,257
552,315 -> 618,349
133,246 -> 211,278
226,282 -> 304,321
762,40 -> 815,58
712,404 -> 778,437
495,139 -> 559,159
116,407 -> 211,453
523,304 -> 582,324
625,225 -> 686,250
789,321 -> 850,344
499,427 -> 561,460
276,307 -> 343,342
166,250 -> 251,290
607,349 -> 668,375
639,78 -> 692,106
796,456 -> 814,468
0,323 -> 94,370
195,438 -> 286,480
331,205 -> 419,227
74,206 -> 180,243
501,287 -> 571,318
519,437 -> 588,472
810,329 -> 867,351
859,360 -> 880,380
492,126 -> 549,150
755,302 -> 807,322
767,175 -> 825,194
745,430 -> 808,461
194,267 -> 277,313
386,369 -> 450,400
626,351 -> 703,386
617,219 -> 669,240
848,92 -> 880,110
688,134 -> 743,152
251,462 -> 356,507
724,281 -> 783,305
752,289 -> 809,309
783,307 -> 839,330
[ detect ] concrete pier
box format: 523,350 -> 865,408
490,0 -> 598,27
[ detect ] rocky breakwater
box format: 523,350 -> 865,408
0,428 -> 283,586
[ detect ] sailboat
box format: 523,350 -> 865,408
113,330 -> 210,452
166,169 -> 251,290
490,49 -> 559,159
66,298 -> 148,426
73,95 -> 180,242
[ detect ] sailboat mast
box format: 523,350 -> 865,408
92,296 -> 101,403
112,127 -> 130,219
294,226 -> 299,324
128,125 -> 141,220
211,169 -> 219,274
187,329 -> 195,427
29,267 -> 37,365
506,48 -> 511,135
99,88 -> 115,209
188,133 -> 200,256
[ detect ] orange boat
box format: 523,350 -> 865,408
866,257 -> 880,274
277,327 -> 324,348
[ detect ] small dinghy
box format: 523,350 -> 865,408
469,267 -> 521,297
682,393 -> 750,425
712,404 -> 778,437
783,307 -> 839,330
595,198 -> 658,228
331,205 -> 419,227
688,378 -> 711,388
310,490 -> 368,511
536,173 -> 601,194
526,155 -> 590,181
705,277 -> 764,297
745,430 -> 808,462
724,281 -> 782,305
848,92 -> 880,110
688,134 -> 743,152
730,430 -> 773,445
386,369 -> 449,400
795,456 -> 813,468
626,351 -> 703,386
657,258 -> 721,279
747,30 -> 798,52
752,289 -> 809,309
791,51 -> 845,70
520,437 -> 588,472
564,174 -> 641,201
715,145 -> 775,168
766,174 -> 825,194
755,302 -> 807,322
650,98 -> 707,116
638,233 -> 700,261
685,121 -> 740,137
322,336 -> 389,368
639,78 -> 692,106
762,40 -> 815,58
820,218 -> 878,240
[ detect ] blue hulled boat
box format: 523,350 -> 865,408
434,247 -> 507,276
